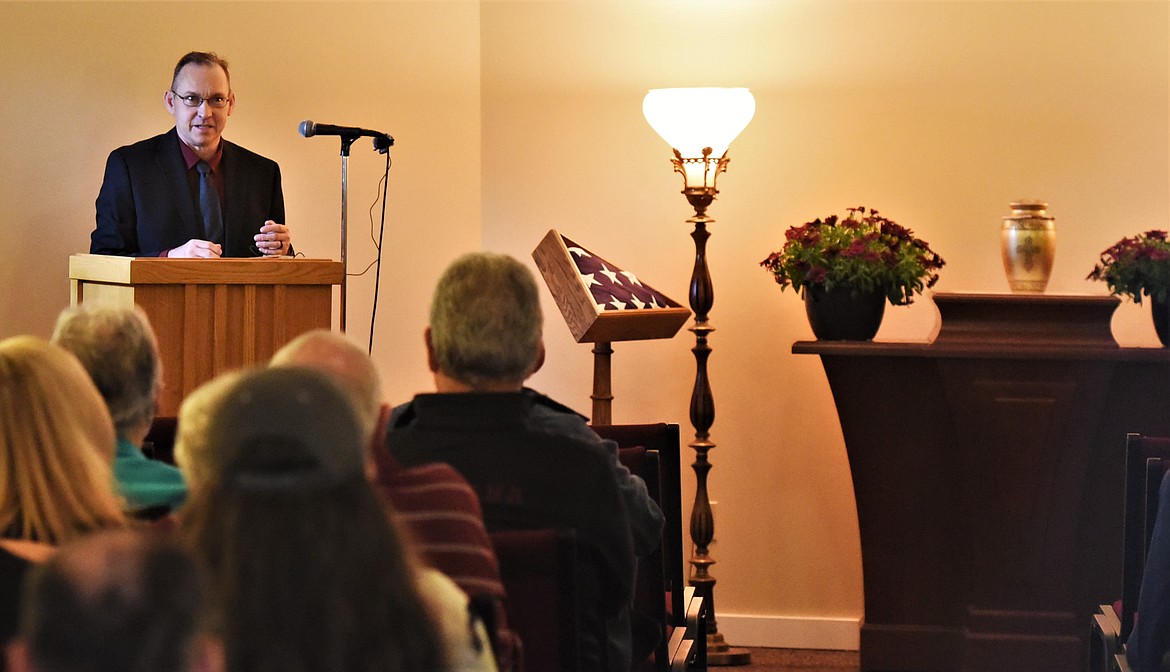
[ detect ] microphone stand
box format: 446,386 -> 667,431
336,134 -> 358,333
327,132 -> 393,335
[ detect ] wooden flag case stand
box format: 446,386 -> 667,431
533,230 -> 689,424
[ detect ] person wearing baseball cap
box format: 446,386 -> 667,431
182,367 -> 497,672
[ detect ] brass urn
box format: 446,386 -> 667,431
1001,200 -> 1056,293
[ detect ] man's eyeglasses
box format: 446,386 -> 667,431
171,91 -> 230,109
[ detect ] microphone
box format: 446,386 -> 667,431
298,120 -> 394,145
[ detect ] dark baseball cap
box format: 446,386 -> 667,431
206,367 -> 364,491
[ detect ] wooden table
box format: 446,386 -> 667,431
793,293 -> 1170,671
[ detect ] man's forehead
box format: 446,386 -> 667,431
173,63 -> 230,92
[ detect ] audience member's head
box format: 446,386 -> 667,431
182,368 -> 443,672
0,337 -> 125,543
427,252 -> 544,391
7,529 -> 220,672
270,330 -> 383,440
173,371 -> 244,498
51,305 -> 162,444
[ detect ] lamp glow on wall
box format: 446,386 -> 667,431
644,87 -> 755,667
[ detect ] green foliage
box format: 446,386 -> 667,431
759,207 -> 946,306
1087,230 -> 1170,304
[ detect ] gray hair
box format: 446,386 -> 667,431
51,305 -> 161,439
270,330 -> 382,440
429,252 -> 542,387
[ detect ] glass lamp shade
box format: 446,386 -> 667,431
643,87 -> 755,161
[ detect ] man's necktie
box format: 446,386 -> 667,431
196,161 -> 224,244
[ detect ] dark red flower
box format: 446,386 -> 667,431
762,206 -> 946,305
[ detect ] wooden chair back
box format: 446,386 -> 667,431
1121,433 -> 1170,642
593,423 -> 690,671
143,416 -> 178,464
617,445 -> 668,669
490,528 -> 581,672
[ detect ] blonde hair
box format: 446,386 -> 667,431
0,337 -> 127,543
174,370 -> 244,498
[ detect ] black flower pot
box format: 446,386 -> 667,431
1153,295 -> 1170,347
804,284 -> 886,341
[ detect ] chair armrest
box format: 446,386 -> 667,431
667,627 -> 692,672
683,586 -> 707,670
1090,606 -> 1120,672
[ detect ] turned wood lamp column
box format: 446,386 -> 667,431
643,87 -> 755,666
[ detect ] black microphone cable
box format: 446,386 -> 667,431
368,149 -> 391,355
347,146 -> 392,355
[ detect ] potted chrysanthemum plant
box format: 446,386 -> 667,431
760,206 -> 946,340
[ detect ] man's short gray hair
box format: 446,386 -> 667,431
429,252 -> 542,387
51,305 -> 161,439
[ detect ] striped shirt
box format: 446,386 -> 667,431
372,448 -> 519,671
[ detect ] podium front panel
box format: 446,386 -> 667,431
70,255 -> 343,416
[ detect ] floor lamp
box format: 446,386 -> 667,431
643,87 -> 755,666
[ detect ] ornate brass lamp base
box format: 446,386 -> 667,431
708,633 -> 753,666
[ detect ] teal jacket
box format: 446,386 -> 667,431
115,437 -> 187,513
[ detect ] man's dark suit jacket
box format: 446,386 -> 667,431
92,128 -> 285,257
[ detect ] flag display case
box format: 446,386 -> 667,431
532,229 -> 690,344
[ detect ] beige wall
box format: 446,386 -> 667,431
480,0 -> 1169,646
2,0 -> 1168,649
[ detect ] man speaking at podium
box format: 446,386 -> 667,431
91,51 -> 292,258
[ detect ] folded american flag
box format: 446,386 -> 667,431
563,235 -> 675,312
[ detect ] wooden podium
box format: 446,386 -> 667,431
793,293 -> 1170,672
69,254 -> 344,416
